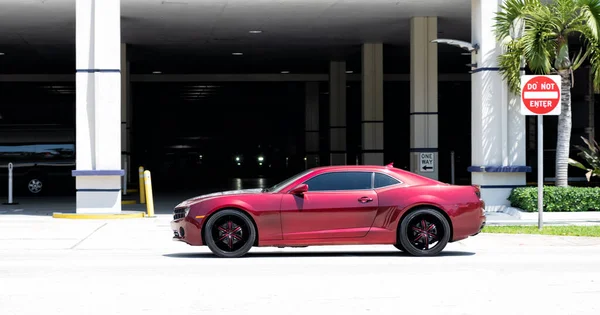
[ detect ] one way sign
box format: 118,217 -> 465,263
419,152 -> 435,173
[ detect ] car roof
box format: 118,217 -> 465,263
309,165 -> 392,172
306,164 -> 443,186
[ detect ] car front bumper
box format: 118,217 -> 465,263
170,216 -> 204,246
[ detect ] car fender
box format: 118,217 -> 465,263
198,196 -> 284,242
203,198 -> 258,219
393,194 -> 454,231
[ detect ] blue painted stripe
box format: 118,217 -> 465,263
72,170 -> 125,177
480,185 -> 527,189
410,148 -> 438,152
77,188 -> 121,192
76,69 -> 121,73
468,165 -> 532,173
410,112 -> 439,115
472,67 -> 526,73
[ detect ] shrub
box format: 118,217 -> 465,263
508,186 -> 600,212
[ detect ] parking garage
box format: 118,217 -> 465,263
0,0 -> 598,213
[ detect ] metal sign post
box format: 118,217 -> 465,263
537,116 -> 543,230
3,163 -> 19,205
520,74 -> 561,230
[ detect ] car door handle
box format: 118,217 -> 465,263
358,196 -> 373,203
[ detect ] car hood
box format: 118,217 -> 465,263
176,188 -> 264,208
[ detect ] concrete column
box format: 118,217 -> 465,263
329,61 -> 347,165
362,43 -> 384,165
470,0 -> 528,209
74,0 -> 124,213
410,16 -> 439,179
305,82 -> 320,168
121,43 -> 131,194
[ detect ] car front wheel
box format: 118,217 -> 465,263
203,209 -> 256,258
398,208 -> 451,256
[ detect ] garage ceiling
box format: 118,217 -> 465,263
0,0 -> 472,74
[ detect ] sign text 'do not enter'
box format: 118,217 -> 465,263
520,75 -> 561,116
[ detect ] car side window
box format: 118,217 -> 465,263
374,172 -> 401,188
304,171 -> 373,191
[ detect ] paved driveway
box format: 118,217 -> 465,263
0,214 -> 599,315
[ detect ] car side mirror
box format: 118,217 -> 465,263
289,183 -> 308,195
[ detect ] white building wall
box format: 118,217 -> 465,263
74,0 -> 123,213
470,0 -> 529,209
410,16 -> 439,180
361,43 -> 385,166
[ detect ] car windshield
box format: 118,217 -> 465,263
263,169 -> 313,193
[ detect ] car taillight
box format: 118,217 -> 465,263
472,185 -> 481,198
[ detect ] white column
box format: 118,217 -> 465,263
470,0 -> 528,209
362,43 -> 384,165
74,0 -> 123,213
410,17 -> 439,179
121,43 -> 131,195
305,82 -> 320,168
329,61 -> 347,165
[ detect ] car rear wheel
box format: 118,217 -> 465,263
398,208 -> 450,256
204,209 -> 256,258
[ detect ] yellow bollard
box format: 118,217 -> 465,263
143,170 -> 155,217
138,166 -> 146,204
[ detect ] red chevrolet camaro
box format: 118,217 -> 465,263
171,164 -> 486,258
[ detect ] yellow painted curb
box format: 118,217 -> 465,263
52,212 -> 146,219
121,200 -> 137,205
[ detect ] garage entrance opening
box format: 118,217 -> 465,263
132,81 -> 308,192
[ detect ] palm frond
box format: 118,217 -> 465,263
579,29 -> 600,92
494,0 -> 541,42
569,136 -> 600,182
553,0 -> 580,33
571,45 -> 592,70
499,40 -> 526,94
521,7 -> 557,73
577,0 -> 600,39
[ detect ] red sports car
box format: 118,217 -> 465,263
170,164 -> 486,258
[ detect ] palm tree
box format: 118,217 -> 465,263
493,0 -> 600,187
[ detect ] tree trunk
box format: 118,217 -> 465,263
555,70 -> 572,187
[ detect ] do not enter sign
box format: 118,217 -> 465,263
520,75 -> 561,115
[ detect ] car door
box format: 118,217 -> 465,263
280,171 -> 379,240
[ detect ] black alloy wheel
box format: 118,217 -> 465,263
398,208 -> 451,256
204,209 -> 256,258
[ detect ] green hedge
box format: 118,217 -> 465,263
508,186 -> 600,212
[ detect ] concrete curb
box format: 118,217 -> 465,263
52,211 -> 146,219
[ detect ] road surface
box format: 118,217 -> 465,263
0,214 -> 599,315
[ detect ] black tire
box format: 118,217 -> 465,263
393,243 -> 406,252
204,209 -> 256,258
398,208 -> 451,256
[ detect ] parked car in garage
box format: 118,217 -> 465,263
170,163 -> 486,258
0,125 -> 75,196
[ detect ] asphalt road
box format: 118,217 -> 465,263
1,214 -> 599,315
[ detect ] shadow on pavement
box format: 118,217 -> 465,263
163,250 -> 476,258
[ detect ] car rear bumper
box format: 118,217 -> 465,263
471,214 -> 486,236
170,216 -> 204,246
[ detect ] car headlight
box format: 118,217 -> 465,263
184,207 -> 191,217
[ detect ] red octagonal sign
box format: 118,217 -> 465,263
520,75 -> 561,115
